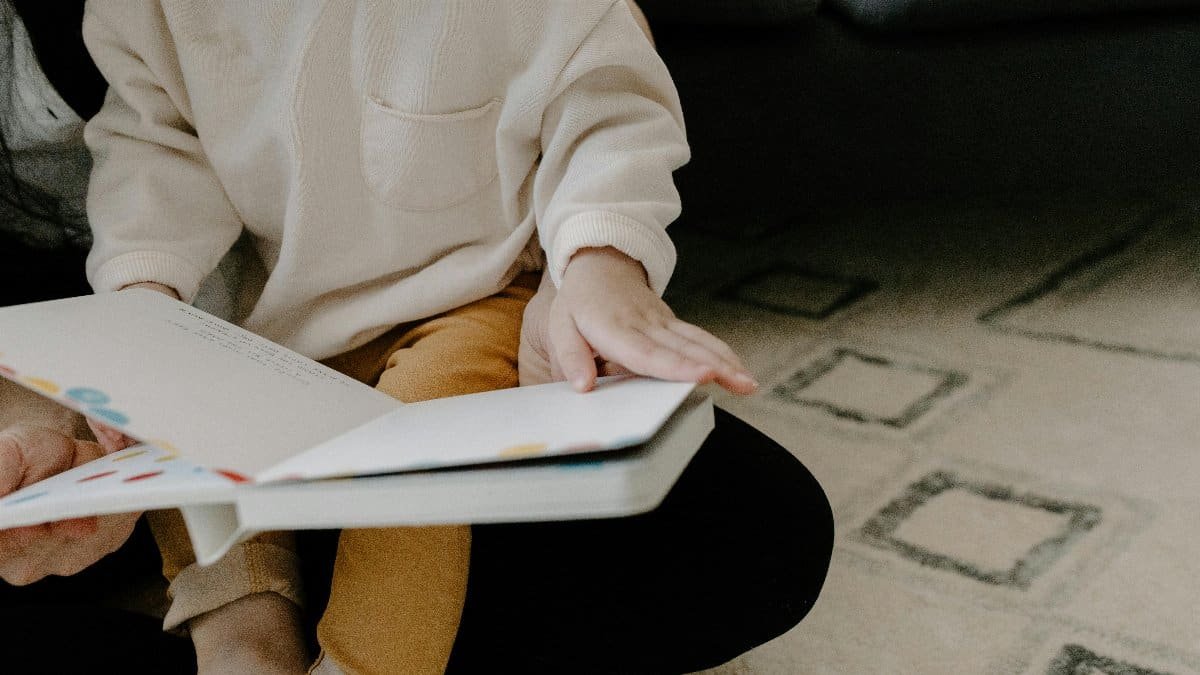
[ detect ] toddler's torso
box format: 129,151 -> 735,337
158,1 -> 611,354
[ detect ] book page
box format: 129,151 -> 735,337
0,444 -> 238,529
0,291 -> 399,477
257,377 -> 696,482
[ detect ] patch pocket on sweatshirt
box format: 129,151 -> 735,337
360,96 -> 502,212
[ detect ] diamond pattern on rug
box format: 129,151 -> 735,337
772,348 -> 968,429
857,471 -> 1102,589
995,622 -> 1200,675
979,210 -> 1200,362
721,266 -> 877,319
1046,644 -> 1171,675
677,196 -> 1200,675
836,458 -> 1152,609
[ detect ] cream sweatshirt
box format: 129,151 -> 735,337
82,0 -> 688,359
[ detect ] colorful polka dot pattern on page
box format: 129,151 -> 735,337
0,360 -> 143,446
21,377 -> 60,395
124,471 -> 166,483
0,444 -> 243,513
498,443 -> 549,459
65,387 -> 110,405
77,470 -> 118,483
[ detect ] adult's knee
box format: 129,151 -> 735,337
660,409 -> 835,668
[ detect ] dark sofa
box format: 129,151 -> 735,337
640,0 -> 1200,233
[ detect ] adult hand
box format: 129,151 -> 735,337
543,247 -> 758,394
0,425 -> 140,585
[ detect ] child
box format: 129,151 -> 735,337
82,1 -> 756,672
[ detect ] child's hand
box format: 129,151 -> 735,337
521,271 -> 632,385
518,272 -> 559,386
548,247 -> 757,394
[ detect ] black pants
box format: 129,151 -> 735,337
1,239 -> 834,674
448,408 -> 835,674
298,409 -> 834,674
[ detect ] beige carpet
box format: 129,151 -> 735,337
672,192 -> 1200,674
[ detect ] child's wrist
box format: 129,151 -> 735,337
564,246 -> 649,286
119,281 -> 181,300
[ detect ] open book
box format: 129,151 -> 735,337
0,290 -> 713,563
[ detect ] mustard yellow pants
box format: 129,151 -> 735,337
150,274 -> 538,674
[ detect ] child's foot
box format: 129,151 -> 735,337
189,592 -> 310,675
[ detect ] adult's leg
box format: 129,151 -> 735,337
446,408 -> 834,674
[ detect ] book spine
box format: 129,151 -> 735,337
179,502 -> 248,566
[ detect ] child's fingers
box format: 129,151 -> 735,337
641,324 -> 758,394
662,322 -> 758,394
598,361 -> 634,378
644,325 -> 740,378
549,312 -> 599,392
651,322 -> 747,376
667,319 -> 749,372
517,331 -> 555,386
590,325 -> 718,385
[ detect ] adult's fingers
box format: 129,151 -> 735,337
0,431 -> 26,496
0,511 -> 138,583
0,425 -> 78,493
50,517 -> 100,538
0,524 -> 52,557
86,419 -> 135,454
0,556 -> 54,585
0,526 -> 56,585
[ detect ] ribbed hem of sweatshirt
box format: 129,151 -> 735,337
162,540 -> 305,633
547,210 -> 676,296
89,250 -> 207,302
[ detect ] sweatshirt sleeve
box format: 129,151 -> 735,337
82,1 -> 242,302
534,0 -> 689,296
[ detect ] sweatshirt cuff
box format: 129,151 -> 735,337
89,250 -> 208,302
547,211 -> 676,296
162,539 -> 305,634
